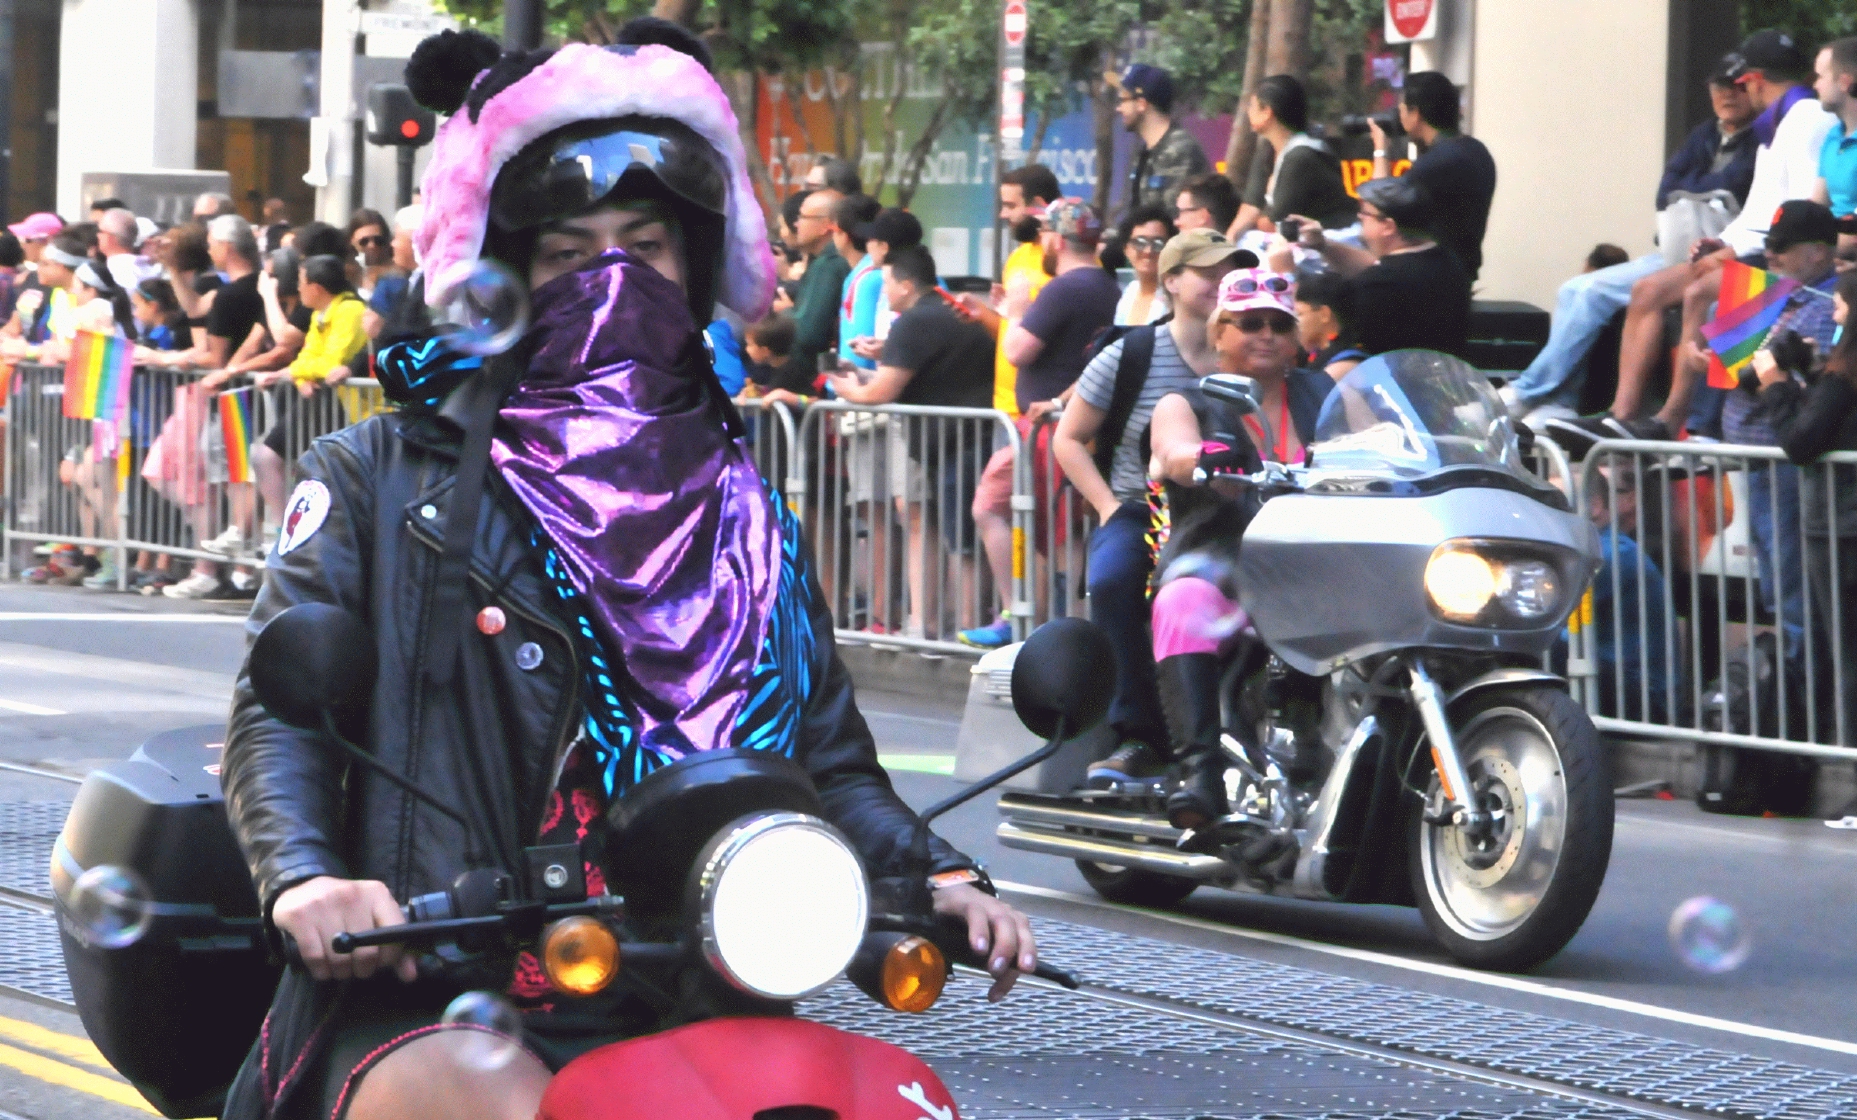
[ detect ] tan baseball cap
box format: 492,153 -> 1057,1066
1157,228 -> 1249,275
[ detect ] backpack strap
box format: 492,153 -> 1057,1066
1092,320 -> 1162,479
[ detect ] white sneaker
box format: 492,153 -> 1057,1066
201,526 -> 246,558
230,570 -> 259,592
163,572 -> 221,599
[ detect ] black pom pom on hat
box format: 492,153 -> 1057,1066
614,16 -> 714,74
405,28 -> 504,115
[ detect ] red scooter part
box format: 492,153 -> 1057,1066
538,1017 -> 958,1120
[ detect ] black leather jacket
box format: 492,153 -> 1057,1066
220,392 -> 975,1118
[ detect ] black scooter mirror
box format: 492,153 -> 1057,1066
249,603 -> 376,731
1200,374 -> 1262,416
1010,616 -> 1116,739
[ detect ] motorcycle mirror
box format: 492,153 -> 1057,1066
249,603 -> 377,731
1011,617 -> 1116,740
1199,374 -> 1263,416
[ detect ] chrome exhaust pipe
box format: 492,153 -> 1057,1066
996,822 -> 1230,879
996,797 -> 1186,842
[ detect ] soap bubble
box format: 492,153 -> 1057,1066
1668,896 -> 1751,974
435,260 -> 530,356
440,991 -> 525,1070
67,865 -> 154,949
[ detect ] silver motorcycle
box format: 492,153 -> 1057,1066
986,351 -> 1610,971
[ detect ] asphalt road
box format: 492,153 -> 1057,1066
0,583 -> 1854,1117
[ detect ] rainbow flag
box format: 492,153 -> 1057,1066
219,390 -> 254,484
1700,262 -> 1799,389
61,331 -> 133,422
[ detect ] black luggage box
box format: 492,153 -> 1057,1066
1466,299 -> 1550,374
51,725 -> 278,1119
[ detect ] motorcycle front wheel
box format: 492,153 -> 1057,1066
1409,686 -> 1613,972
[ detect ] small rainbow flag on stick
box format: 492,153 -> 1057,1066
219,390 -> 254,484
1700,261 -> 1800,389
62,330 -> 133,422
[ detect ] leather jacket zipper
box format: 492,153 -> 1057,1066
409,525 -> 582,842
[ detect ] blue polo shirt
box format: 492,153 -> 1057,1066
1820,120 -> 1857,217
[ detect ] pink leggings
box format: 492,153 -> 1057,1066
1151,576 -> 1248,659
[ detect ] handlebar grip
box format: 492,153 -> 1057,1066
330,931 -> 358,954
1032,962 -> 1081,990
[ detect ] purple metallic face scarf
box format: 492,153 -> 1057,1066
490,250 -> 778,756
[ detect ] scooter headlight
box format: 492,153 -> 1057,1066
695,812 -> 869,1000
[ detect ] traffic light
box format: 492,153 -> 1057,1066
366,84 -> 435,147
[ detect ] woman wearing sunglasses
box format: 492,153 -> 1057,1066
1113,204 -> 1176,326
345,207 -> 395,301
1142,268 -> 1334,828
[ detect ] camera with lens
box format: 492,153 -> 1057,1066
1742,328 -> 1819,392
1337,112 -> 1403,138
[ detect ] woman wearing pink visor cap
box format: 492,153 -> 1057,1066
1144,268 -> 1334,828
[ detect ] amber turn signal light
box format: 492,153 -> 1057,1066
541,916 -> 621,996
880,936 -> 947,1013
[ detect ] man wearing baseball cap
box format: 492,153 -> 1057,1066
1052,227 -> 1247,784
1112,63 -> 1210,219
847,206 -> 924,357
962,198 -> 1120,648
1146,267 -> 1335,824
6,212 -> 63,273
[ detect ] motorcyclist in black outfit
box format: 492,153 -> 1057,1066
220,22 -> 1032,1120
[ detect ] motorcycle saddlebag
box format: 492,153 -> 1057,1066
51,725 -> 280,1119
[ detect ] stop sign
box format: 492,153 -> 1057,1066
1003,0 -> 1026,45
1387,0 -> 1434,40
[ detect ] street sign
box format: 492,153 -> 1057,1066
1000,0 -> 1028,155
357,11 -> 458,37
1384,0 -> 1436,43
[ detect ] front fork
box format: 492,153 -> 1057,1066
1406,661 -> 1489,830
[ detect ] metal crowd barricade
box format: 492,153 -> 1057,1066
732,397 -> 802,514
794,402 -> 1021,656
3,363 -> 389,586
1025,409 -> 1096,629
1573,438 -> 1857,761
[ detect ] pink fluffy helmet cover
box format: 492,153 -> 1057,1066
415,42 -> 777,321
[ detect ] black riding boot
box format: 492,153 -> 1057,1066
1158,652 -> 1228,829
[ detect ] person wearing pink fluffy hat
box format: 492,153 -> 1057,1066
218,20 -> 1033,1120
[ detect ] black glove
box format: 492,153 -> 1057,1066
1195,437 -> 1252,479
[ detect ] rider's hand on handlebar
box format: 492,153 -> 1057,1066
273,876 -> 415,983
1195,439 -> 1250,480
932,883 -> 1035,1002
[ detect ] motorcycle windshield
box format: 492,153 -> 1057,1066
1308,350 -> 1526,482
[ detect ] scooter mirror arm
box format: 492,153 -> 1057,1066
901,717 -> 1071,912
319,711 -> 487,867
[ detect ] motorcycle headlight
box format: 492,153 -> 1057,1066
695,812 -> 869,1000
1424,546 -> 1499,621
1496,559 -> 1559,621
1425,542 -> 1567,626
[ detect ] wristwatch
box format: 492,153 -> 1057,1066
928,866 -> 997,897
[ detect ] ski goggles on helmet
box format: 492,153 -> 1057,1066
489,115 -> 728,233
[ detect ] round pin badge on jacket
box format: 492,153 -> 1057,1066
476,606 -> 507,636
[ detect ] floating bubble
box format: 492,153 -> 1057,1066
435,260 -> 530,356
1667,896 -> 1751,974
68,865 -> 154,949
440,990 -> 525,1070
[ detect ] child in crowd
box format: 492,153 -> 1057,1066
741,313 -> 797,396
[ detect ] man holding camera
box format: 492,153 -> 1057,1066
1722,200 -> 1840,669
1370,71 -> 1496,282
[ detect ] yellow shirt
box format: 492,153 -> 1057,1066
992,241 -> 1050,418
287,292 -> 367,384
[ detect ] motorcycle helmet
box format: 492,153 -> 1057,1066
405,19 -> 775,325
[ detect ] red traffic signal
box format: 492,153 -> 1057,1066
366,83 -> 435,147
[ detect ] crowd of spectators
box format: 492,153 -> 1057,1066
8,192 -> 410,598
